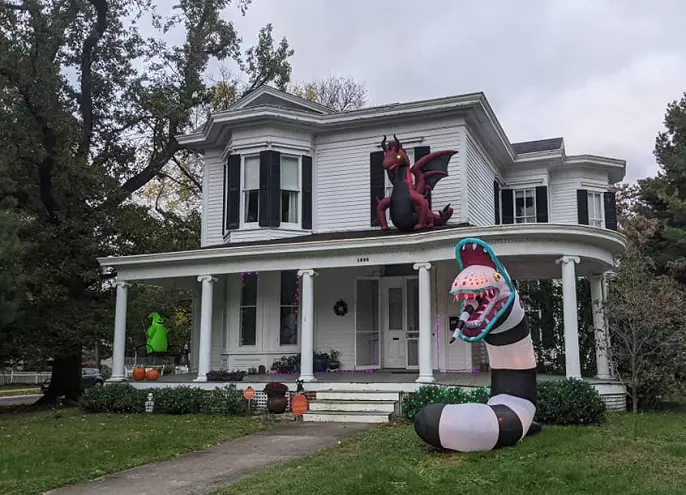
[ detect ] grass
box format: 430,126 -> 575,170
0,408 -> 273,495
214,411 -> 686,495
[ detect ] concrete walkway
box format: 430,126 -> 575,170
46,422 -> 372,495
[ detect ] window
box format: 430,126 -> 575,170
239,272 -> 258,346
514,188 -> 536,223
281,155 -> 300,224
384,148 -> 414,198
242,156 -> 260,223
279,270 -> 299,346
588,191 -> 604,227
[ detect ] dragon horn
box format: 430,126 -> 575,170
393,134 -> 400,145
381,135 -> 387,151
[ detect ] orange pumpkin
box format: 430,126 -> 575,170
132,366 -> 146,381
146,368 -> 160,381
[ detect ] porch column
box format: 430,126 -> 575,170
194,275 -> 217,383
298,269 -> 318,382
602,272 -> 614,378
591,273 -> 612,379
414,262 -> 435,383
556,256 -> 581,378
109,281 -> 130,382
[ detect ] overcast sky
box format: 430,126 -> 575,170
187,0 -> 686,184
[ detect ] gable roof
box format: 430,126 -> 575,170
512,137 -> 564,154
229,85 -> 333,115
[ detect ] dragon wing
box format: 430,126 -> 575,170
410,150 -> 456,193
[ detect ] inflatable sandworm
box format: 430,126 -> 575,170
414,238 -> 541,452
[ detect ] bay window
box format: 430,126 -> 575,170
514,188 -> 536,223
280,155 -> 300,224
588,191 -> 604,227
242,155 -> 260,224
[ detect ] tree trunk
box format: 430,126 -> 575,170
34,351 -> 82,406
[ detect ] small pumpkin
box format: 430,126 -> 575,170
132,366 -> 146,381
146,368 -> 160,381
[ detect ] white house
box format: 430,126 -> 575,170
98,86 -> 628,419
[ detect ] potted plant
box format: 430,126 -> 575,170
263,382 -> 289,414
313,351 -> 329,373
328,349 -> 341,370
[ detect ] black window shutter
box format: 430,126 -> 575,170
501,188 -> 514,224
226,154 -> 241,230
414,146 -> 432,208
302,155 -> 313,230
269,150 -> 281,227
604,190 -> 618,230
370,151 -> 385,226
577,189 -> 589,225
493,181 -> 500,224
535,186 -> 548,223
259,151 -> 271,227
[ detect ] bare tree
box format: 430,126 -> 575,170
290,75 -> 368,112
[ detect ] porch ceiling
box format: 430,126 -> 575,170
98,223 -> 626,282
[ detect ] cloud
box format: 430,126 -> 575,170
216,0 -> 686,183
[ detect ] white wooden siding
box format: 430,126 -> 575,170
435,261 -> 470,371
549,167 -> 610,224
464,130 -> 499,226
202,149 -> 226,247
315,119 -> 466,232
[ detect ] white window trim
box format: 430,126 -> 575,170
279,154 -> 303,229
587,190 -> 605,228
240,154 -> 260,229
513,187 -> 537,224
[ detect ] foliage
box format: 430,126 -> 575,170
638,92 -> 686,285
516,279 -> 596,377
402,386 -> 490,420
0,408 -> 270,495
263,382 -> 288,396
536,378 -> 606,425
404,380 -> 606,425
79,383 -> 249,415
289,74 -> 368,111
605,244 -> 686,412
0,0 -> 295,398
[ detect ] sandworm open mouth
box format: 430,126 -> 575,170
452,288 -> 509,337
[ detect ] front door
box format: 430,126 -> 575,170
382,277 -> 418,369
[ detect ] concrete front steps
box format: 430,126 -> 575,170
303,390 -> 400,423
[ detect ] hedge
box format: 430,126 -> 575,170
403,378 -> 606,425
79,384 -> 249,416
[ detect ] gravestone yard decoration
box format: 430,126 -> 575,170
375,134 -> 456,232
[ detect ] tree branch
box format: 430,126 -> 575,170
120,142 -> 180,194
172,155 -> 202,192
78,0 -> 108,157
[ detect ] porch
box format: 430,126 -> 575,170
99,223 -> 627,391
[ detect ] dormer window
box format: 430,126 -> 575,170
224,149 -> 313,233
243,155 -> 260,224
280,155 -> 300,224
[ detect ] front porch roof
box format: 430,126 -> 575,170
98,224 -> 626,285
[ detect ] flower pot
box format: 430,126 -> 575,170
267,394 -> 288,414
313,357 -> 328,373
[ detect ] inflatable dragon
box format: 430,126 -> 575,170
376,134 -> 455,232
414,238 -> 541,452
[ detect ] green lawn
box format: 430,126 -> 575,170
215,410 -> 686,495
0,409 -> 273,495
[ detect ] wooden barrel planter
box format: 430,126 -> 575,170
263,382 -> 289,414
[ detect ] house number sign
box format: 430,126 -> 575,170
356,257 -> 370,263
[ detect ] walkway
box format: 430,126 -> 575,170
46,422 -> 372,495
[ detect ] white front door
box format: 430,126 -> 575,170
382,277 -> 409,368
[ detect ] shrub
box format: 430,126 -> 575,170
403,385 -> 489,420
536,378 -> 606,425
206,369 -> 246,382
79,384 -> 250,416
80,384 -> 146,413
403,378 -> 606,425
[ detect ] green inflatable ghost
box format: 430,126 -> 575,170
146,312 -> 168,354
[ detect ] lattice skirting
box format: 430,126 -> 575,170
251,391 -> 317,411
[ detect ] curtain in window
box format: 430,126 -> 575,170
281,156 -> 299,223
